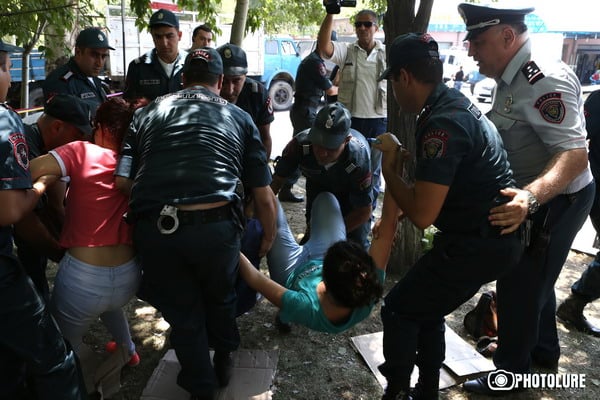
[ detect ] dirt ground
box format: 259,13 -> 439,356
58,179 -> 600,400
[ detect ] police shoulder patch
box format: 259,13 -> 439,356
358,172 -> 372,190
8,133 -> 29,171
318,62 -> 327,77
421,129 -> 449,159
534,92 -> 565,124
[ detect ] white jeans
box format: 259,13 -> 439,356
51,252 -> 141,355
266,192 -> 347,285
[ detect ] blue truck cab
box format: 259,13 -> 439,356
8,51 -> 46,109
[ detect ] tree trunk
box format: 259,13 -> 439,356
230,0 -> 250,45
383,0 -> 434,276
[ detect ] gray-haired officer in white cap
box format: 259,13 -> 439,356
43,27 -> 114,114
457,2 -> 594,395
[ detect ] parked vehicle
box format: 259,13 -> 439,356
466,70 -> 485,95
7,51 -> 46,109
473,77 -> 496,103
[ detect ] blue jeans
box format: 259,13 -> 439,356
0,254 -> 86,400
351,117 -> 387,209
51,252 -> 141,356
267,192 -> 346,286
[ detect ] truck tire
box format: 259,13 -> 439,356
269,80 -> 294,111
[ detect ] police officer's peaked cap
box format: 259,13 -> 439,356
458,3 -> 535,41
44,94 -> 93,137
0,39 -> 23,53
184,48 -> 223,75
75,27 -> 115,50
307,102 -> 352,150
216,44 -> 248,76
584,91 -> 600,138
378,33 -> 439,81
149,8 -> 180,30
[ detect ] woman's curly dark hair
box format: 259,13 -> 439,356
322,241 -> 383,308
94,97 -> 147,145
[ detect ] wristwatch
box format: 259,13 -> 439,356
525,190 -> 540,215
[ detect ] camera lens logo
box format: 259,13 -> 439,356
488,369 -> 516,391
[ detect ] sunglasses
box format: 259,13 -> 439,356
354,21 -> 375,28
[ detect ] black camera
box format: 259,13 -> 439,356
324,0 -> 357,15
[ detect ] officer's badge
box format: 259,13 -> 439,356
534,92 -> 565,124
421,129 -> 448,159
8,133 -> 29,171
157,12 -> 164,20
223,47 -> 232,59
325,115 -> 334,129
98,34 -> 105,42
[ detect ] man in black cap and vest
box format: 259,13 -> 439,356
43,27 -> 114,114
456,3 -> 594,394
0,38 -> 86,400
373,32 -> 521,400
115,47 -> 276,400
271,102 -> 373,250
123,8 -> 187,101
13,94 -> 93,301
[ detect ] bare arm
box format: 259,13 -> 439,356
489,148 -> 589,234
252,185 -> 278,257
374,133 -> 449,230
258,124 -> 272,160
370,190 -> 401,271
29,154 -> 62,181
239,252 -> 286,308
270,175 -> 286,196
0,178 -> 52,226
115,176 -> 134,197
317,13 -> 335,59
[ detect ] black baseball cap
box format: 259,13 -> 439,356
184,48 -> 223,75
149,9 -> 179,29
378,33 -> 439,81
458,3 -> 535,41
217,44 -> 248,76
44,94 -> 93,137
307,102 -> 352,149
75,27 -> 115,50
0,39 -> 23,53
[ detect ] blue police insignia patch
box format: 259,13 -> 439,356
318,63 -> 327,77
534,92 -> 565,124
422,129 -> 448,159
8,133 -> 29,170
359,173 -> 372,190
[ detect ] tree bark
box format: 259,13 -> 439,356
230,0 -> 250,45
383,0 -> 434,276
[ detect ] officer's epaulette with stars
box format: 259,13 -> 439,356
61,71 -> 74,81
521,61 -> 545,85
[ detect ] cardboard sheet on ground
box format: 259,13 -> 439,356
351,325 -> 494,390
78,343 -> 130,399
141,349 -> 278,400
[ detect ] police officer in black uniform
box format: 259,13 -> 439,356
0,39 -> 86,400
13,94 -> 92,301
123,9 -> 187,101
271,102 -> 373,250
43,27 -> 113,114
115,48 -> 276,400
374,33 -> 523,400
216,43 -> 274,160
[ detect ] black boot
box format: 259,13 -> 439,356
278,184 -> 304,203
557,293 -> 600,337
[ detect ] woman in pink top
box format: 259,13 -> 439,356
29,97 -> 146,368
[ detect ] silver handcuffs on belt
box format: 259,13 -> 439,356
157,205 -> 179,235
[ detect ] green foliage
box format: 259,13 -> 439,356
0,0 -> 96,57
128,0 -> 223,34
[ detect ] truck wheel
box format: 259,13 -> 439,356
269,81 -> 294,111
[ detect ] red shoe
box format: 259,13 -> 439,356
105,341 -> 140,367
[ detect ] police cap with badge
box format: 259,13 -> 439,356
149,8 -> 180,30
457,2 -> 534,41
75,27 -> 115,50
183,47 -> 223,75
307,102 -> 352,149
216,44 -> 249,76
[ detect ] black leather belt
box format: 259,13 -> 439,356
134,204 -> 232,234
